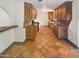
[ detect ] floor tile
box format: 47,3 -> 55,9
1,26 -> 79,58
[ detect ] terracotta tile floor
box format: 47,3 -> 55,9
0,26 -> 79,58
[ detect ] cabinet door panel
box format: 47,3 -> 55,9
48,12 -> 53,20
26,26 -> 31,40
24,2 -> 37,24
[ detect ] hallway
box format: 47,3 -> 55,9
1,26 -> 79,58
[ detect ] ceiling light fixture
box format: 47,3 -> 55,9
38,0 -> 42,2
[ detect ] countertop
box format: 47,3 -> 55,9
49,20 -> 69,26
0,25 -> 18,33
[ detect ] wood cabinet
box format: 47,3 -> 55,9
48,12 -> 53,20
52,24 -> 58,37
24,2 -> 37,24
32,7 -> 37,19
26,25 -> 37,40
24,2 -> 32,24
58,25 -> 68,39
24,2 -> 38,40
25,22 -> 39,41
50,22 -> 68,40
49,1 -> 72,40
53,1 -> 72,22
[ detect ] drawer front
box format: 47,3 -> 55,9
58,26 -> 68,39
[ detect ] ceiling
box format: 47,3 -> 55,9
24,0 -> 73,11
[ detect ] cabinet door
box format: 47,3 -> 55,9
48,12 -> 53,20
32,7 -> 37,19
24,3 -> 32,24
26,26 -> 32,40
61,5 -> 66,20
58,26 -> 64,39
31,26 -> 37,40
53,11 -> 55,19
59,7 -> 62,20
55,9 -> 58,20
26,25 -> 37,40
57,8 -> 60,20
58,26 -> 68,39
63,26 -> 68,39
66,3 -> 72,21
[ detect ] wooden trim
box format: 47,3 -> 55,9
0,25 -> 18,33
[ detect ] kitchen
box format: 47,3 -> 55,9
0,0 -> 79,58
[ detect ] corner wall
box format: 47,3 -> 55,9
14,0 -> 25,42
0,0 -> 25,53
0,0 -> 16,53
0,0 -> 25,42
68,0 -> 79,47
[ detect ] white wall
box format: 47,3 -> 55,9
0,0 -> 25,42
35,10 -> 48,26
0,29 -> 15,53
78,20 -> 79,47
0,0 -> 15,25
14,0 -> 25,42
0,8 -> 10,26
0,0 -> 25,53
68,0 -> 79,47
0,0 -> 16,53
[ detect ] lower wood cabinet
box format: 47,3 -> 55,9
49,22 -> 68,40
26,25 -> 37,41
58,25 -> 68,40
48,22 -> 53,29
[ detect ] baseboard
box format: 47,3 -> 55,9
0,39 -> 27,54
61,39 -> 78,49
0,41 -> 15,54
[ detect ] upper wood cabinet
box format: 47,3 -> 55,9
24,2 -> 37,24
53,1 -> 72,22
24,2 -> 32,24
48,12 -> 53,20
32,7 -> 37,19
